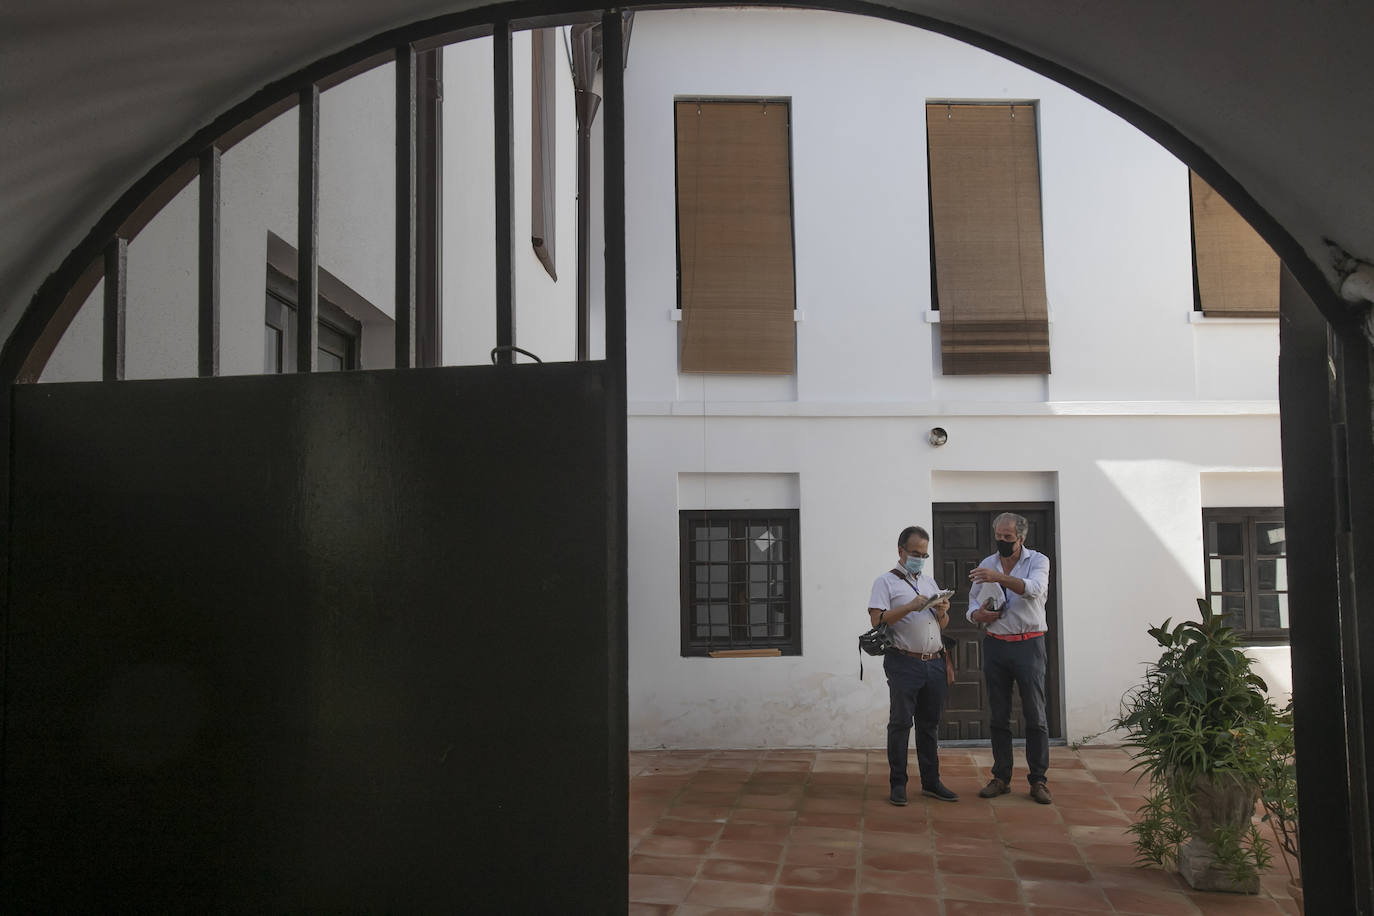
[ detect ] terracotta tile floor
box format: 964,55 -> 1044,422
629,746 -> 1299,915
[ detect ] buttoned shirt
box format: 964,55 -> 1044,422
965,546 -> 1051,635
868,569 -> 945,654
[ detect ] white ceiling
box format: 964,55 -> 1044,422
3,0 -> 1372,349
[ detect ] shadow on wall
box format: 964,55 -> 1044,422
1085,459 -> 1291,725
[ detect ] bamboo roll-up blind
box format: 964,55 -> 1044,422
1190,171 -> 1279,316
676,100 -> 796,374
927,103 -> 1050,375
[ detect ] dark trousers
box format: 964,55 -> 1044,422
983,634 -> 1049,786
883,652 -> 947,788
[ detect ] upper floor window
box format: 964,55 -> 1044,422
1189,171 -> 1279,317
1203,507 -> 1288,642
926,102 -> 1050,375
680,509 -> 801,656
674,99 -> 796,374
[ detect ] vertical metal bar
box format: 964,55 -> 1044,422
395,45 -> 418,370
600,8 -> 628,914
102,237 -> 126,382
198,146 -> 221,377
297,86 -> 320,373
602,15 -> 626,373
1279,266 -> 1357,911
1335,329 -> 1374,908
416,49 -> 443,369
576,100 -> 592,362
493,19 -> 515,364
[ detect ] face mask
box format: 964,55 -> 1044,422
903,555 -> 926,576
996,539 -> 1016,558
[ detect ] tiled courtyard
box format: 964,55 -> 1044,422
629,746 -> 1299,915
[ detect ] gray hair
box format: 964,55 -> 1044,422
992,512 -> 1028,540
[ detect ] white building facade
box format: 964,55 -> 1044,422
621,9 -> 1288,749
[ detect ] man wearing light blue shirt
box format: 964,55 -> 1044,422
966,512 -> 1054,804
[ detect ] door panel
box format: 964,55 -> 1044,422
934,504 -> 1060,742
1,363 -> 624,912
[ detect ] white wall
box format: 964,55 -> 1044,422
442,30 -> 579,368
623,9 -> 1286,749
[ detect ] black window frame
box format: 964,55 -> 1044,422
679,508 -> 801,657
265,265 -> 362,373
1202,506 -> 1288,643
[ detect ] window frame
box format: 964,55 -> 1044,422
678,508 -> 802,657
265,265 -> 362,373
1202,506 -> 1288,643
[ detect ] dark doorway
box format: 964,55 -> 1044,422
933,502 -> 1061,741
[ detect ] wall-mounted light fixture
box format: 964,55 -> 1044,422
929,427 -> 948,447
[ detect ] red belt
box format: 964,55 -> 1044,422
987,631 -> 1045,642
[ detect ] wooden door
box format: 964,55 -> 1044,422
933,503 -> 1060,741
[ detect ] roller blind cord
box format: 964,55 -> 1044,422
1008,105 -> 1034,357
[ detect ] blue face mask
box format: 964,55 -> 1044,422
903,555 -> 926,577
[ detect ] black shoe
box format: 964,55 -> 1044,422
978,777 -> 1010,798
888,784 -> 908,806
921,783 -> 959,802
1029,782 -> 1053,805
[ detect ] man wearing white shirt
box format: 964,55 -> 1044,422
967,512 -> 1054,804
868,526 -> 957,805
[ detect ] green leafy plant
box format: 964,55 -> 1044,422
1115,598 -> 1288,889
1257,702 -> 1299,881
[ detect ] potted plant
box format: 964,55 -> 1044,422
1115,599 -> 1283,893
1257,702 -> 1301,910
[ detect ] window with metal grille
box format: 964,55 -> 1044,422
1203,507 -> 1288,641
679,509 -> 801,656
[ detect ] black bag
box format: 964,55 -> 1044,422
859,623 -> 893,657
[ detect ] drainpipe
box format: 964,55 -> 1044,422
569,15 -> 630,361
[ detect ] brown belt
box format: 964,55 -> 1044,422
893,648 -> 944,660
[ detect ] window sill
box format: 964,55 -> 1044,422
1189,312 -> 1280,324
682,647 -> 799,658
672,310 -> 805,322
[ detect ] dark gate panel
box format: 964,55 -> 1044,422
934,504 -> 1059,741
2,363 -> 624,913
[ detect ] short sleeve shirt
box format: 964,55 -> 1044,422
868,570 -> 944,654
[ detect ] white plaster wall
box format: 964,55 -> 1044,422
623,9 -> 1287,749
442,31 -> 578,367
42,280 -> 103,382
622,9 -> 1280,406
629,411 -> 1284,748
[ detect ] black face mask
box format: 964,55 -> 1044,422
996,539 -> 1017,558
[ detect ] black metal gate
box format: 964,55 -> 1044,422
1,362 -> 624,912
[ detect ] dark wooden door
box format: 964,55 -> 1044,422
933,503 -> 1060,741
